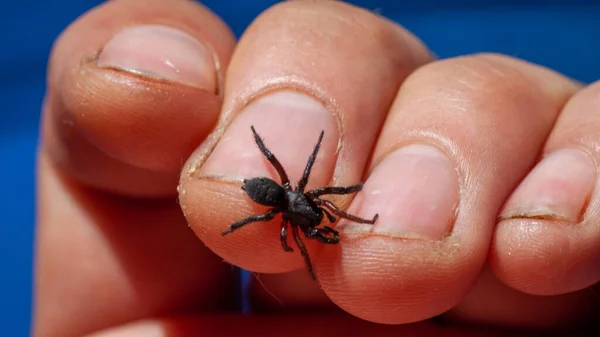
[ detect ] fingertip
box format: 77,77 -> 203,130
61,56 -> 221,172
179,178 -> 312,274
490,217 -> 597,296
43,0 -> 236,195
317,234 -> 477,325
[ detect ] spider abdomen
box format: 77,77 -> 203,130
242,177 -> 286,207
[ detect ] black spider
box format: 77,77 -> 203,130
221,126 -> 379,280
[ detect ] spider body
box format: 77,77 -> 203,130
222,126 -> 378,280
242,177 -> 286,207
242,178 -> 324,229
283,190 -> 326,229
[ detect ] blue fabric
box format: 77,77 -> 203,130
1,0 -> 599,335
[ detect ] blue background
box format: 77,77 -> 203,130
2,0 -> 599,335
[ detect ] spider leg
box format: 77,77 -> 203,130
296,130 -> 325,193
306,227 -> 339,244
322,225 -> 338,235
292,226 -> 316,280
280,219 -> 293,252
306,183 -> 363,199
221,208 -> 278,236
312,198 -> 336,223
250,126 -> 291,189
322,208 -> 336,223
319,199 -> 378,224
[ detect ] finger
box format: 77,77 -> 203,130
444,267 -> 600,331
44,0 -> 234,197
84,313 -> 553,337
246,268 -> 600,331
35,0 -> 238,335
316,54 -> 580,324
179,0 -> 432,275
491,80 -> 600,295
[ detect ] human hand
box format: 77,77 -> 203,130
34,0 -> 599,336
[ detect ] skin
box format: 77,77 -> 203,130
34,0 -> 600,336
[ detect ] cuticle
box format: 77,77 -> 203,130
193,174 -> 245,186
567,147 -> 597,224
578,190 -> 592,223
340,229 -> 449,242
211,48 -> 224,98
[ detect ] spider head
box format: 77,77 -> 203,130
242,177 -> 286,207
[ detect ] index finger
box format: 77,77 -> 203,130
178,1 -> 432,275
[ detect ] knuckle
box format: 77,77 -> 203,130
264,0 -> 384,27
408,54 -> 540,105
551,80 -> 600,148
395,53 -> 577,127
568,79 -> 600,107
381,53 -> 577,164
254,0 -> 418,58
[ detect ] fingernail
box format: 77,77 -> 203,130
97,24 -> 216,90
200,91 -> 338,185
345,144 -> 459,240
500,148 -> 596,222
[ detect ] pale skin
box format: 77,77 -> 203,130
35,0 -> 600,336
